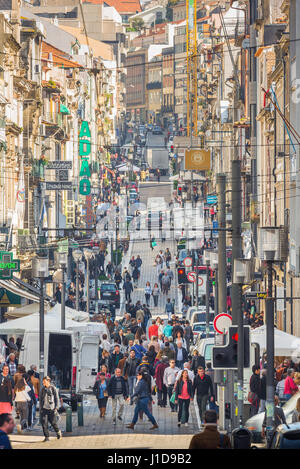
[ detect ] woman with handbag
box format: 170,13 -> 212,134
14,377 -> 31,433
152,283 -> 160,307
93,372 -> 109,418
144,282 -> 152,307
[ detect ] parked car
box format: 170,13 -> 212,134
268,423 -> 300,449
153,125 -> 163,135
192,322 -> 215,343
245,391 -> 300,443
190,311 -> 215,328
99,281 -> 120,308
189,336 -> 215,360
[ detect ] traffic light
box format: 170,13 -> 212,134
212,326 -> 250,369
177,267 -> 187,284
170,145 -> 174,152
178,186 -> 182,196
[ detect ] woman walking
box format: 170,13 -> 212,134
144,282 -> 152,307
152,283 -> 160,307
174,370 -> 193,427
132,266 -> 140,288
126,371 -> 158,430
93,372 -> 109,418
14,377 -> 31,433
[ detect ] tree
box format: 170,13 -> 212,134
130,18 -> 145,32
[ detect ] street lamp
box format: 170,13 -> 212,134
233,258 -> 254,426
203,250 -> 212,338
258,226 -> 288,446
210,251 -> 219,316
84,249 -> 94,316
72,250 -> 82,312
58,251 -> 68,330
32,256 -> 49,384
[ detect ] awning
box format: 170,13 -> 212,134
59,104 -> 70,115
0,280 -> 40,303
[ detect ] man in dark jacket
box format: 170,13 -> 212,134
192,367 -> 215,424
174,341 -> 189,369
123,279 -> 134,302
39,376 -> 62,442
249,365 -> 261,416
108,368 -> 128,425
108,345 -> 124,375
154,357 -> 169,407
0,413 -> 15,449
123,350 -> 140,398
189,410 -> 231,449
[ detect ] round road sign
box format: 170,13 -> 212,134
183,257 -> 193,268
213,313 -> 232,334
187,271 -> 196,283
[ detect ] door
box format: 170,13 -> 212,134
77,335 -> 99,393
19,332 -> 41,372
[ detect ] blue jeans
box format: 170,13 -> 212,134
132,397 -> 157,426
128,376 -> 137,397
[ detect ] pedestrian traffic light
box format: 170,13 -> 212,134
212,326 -> 250,369
178,186 -> 182,196
177,267 -> 187,284
170,145 -> 174,152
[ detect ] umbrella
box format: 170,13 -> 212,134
117,164 -> 140,172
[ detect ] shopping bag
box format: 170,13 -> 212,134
170,392 -> 176,404
152,241 -> 157,248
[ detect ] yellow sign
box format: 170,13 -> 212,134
184,149 -> 211,171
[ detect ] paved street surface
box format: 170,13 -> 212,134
11,394 -> 201,449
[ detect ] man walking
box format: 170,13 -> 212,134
163,359 -> 180,412
155,357 -> 169,407
108,345 -> 124,375
0,413 -> 15,449
161,273 -> 171,295
39,376 -> 62,442
165,298 -> 174,320
174,341 -> 189,370
123,278 -> 134,303
108,368 -> 128,425
192,367 -> 215,424
123,350 -> 140,399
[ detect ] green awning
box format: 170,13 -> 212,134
60,104 -> 70,115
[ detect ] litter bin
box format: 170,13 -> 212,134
77,394 -> 84,426
232,427 -> 252,449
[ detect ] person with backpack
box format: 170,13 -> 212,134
39,376 -> 62,442
189,410 -> 231,449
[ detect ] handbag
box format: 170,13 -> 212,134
170,392 -> 176,404
152,241 -> 157,247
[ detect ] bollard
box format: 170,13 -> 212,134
65,406 -> 72,432
77,395 -> 84,426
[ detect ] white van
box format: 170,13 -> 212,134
19,330 -> 99,406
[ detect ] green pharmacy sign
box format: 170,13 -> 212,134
79,121 -> 91,196
0,251 -> 20,279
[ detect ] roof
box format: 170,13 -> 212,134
58,25 -> 114,61
83,0 -> 142,14
42,42 -> 84,69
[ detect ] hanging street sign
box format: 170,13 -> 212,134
45,161 -> 72,170
45,182 -> 72,190
79,121 -> 92,196
183,257 -> 193,268
0,251 -> 20,279
206,195 -> 218,204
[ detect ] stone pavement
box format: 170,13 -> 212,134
11,394 -> 202,449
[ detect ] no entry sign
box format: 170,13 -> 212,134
213,313 -> 232,334
183,257 -> 193,268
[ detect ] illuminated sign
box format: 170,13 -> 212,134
79,121 -> 91,196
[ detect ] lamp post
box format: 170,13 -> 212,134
233,258 -> 253,426
203,250 -> 211,338
84,249 -> 93,316
259,226 -> 287,446
72,250 -> 82,312
57,251 -> 68,330
210,251 -> 219,317
32,257 -> 49,384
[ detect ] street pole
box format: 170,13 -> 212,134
61,267 -> 65,330
39,277 -> 45,383
215,267 -> 219,316
206,260 -> 210,338
95,260 -> 98,314
196,252 -> 199,308
232,159 -> 243,428
87,257 -> 90,315
76,260 -> 79,312
266,261 -> 275,445
216,174 -> 227,314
